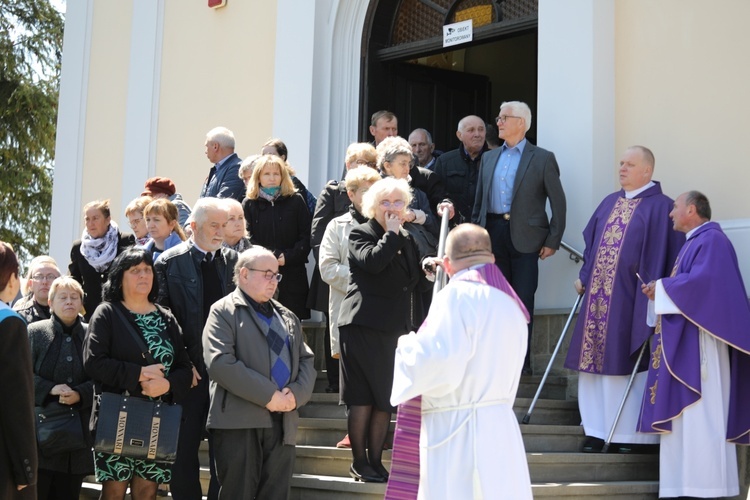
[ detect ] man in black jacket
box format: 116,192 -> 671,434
154,198 -> 238,500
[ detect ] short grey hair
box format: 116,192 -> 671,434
360,177 -> 413,219
234,246 -> 276,282
48,276 -> 84,306
500,101 -> 532,132
205,126 -> 235,149
376,136 -> 413,171
409,128 -> 433,145
192,197 -> 229,227
238,154 -> 260,180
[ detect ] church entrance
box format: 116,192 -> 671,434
361,0 -> 539,152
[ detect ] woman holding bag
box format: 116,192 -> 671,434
83,248 -> 192,500
28,277 -> 93,499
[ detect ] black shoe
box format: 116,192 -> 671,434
350,464 -> 386,483
325,384 -> 339,393
617,443 -> 659,454
372,463 -> 390,481
582,436 -> 605,453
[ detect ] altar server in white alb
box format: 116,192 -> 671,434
390,223 -> 532,500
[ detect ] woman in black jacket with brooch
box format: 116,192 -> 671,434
83,248 -> 192,500
242,154 -> 312,319
28,276 -> 93,500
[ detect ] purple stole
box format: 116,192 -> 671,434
384,263 -> 529,499
575,197 -> 642,373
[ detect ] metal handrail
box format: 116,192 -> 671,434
560,240 -> 584,263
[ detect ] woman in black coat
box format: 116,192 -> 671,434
28,277 -> 93,499
242,154 -> 312,319
83,248 -> 192,500
68,199 -> 135,321
0,242 -> 37,499
337,177 -> 428,483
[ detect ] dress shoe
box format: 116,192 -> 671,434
325,384 -> 339,393
581,436 -> 605,453
617,443 -> 659,454
350,464 -> 386,483
336,434 -> 351,448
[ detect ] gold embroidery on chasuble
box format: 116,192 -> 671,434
578,197 -> 642,372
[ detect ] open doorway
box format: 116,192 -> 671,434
361,0 -> 538,151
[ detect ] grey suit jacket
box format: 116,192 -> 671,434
472,141 -> 566,253
203,289 -> 316,445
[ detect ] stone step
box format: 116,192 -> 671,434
299,393 -> 581,426
313,373 -> 570,401
293,446 -> 659,483
296,418 -> 586,452
288,476 -> 660,500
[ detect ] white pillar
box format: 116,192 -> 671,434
536,0 -> 615,309
50,0 -> 95,266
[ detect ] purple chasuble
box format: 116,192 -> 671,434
637,222 -> 750,443
385,262 -> 528,499
565,182 -> 684,375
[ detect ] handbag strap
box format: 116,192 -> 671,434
112,303 -> 158,365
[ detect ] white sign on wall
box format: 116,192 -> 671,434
443,20 -> 473,48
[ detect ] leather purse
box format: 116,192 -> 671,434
93,392 -> 182,463
93,305 -> 182,463
35,402 -> 88,457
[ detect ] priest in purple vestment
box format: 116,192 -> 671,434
639,191 -> 750,498
564,146 -> 684,453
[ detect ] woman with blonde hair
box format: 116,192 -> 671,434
242,154 -> 311,319
125,196 -> 153,247
28,277 -> 93,499
337,177 -> 428,482
261,138 -> 317,214
142,199 -> 186,261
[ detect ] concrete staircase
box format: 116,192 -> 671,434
80,319 -> 750,499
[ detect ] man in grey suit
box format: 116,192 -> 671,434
204,246 -> 316,499
472,101 -> 566,374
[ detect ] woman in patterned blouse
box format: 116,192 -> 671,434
83,248 -> 192,500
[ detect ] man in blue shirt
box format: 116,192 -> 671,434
472,101 -> 567,374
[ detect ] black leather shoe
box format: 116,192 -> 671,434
373,463 -> 390,481
350,464 -> 386,483
582,436 -> 605,453
325,384 -> 339,393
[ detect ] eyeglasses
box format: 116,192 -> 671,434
32,274 -> 59,282
246,268 -> 283,282
379,200 -> 406,209
355,159 -> 376,168
128,218 -> 143,227
496,115 -> 522,124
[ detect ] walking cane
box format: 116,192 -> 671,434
522,292 -> 583,424
385,207 -> 451,500
600,340 -> 649,453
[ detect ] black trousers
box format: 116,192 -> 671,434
212,419 -> 295,500
486,216 -> 538,367
36,469 -> 85,500
169,375 -> 219,500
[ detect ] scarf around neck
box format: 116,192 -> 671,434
80,221 -> 120,272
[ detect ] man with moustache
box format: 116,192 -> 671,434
154,198 -> 238,500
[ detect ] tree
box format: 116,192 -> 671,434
0,0 -> 64,267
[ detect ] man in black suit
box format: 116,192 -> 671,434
472,101 -> 567,374
199,126 -> 245,203
154,198 -> 238,500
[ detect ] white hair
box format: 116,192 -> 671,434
500,101 -> 532,132
205,126 -> 235,149
192,197 -> 229,226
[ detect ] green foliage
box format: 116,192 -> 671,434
0,0 -> 64,267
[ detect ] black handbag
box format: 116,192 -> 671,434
35,402 -> 88,457
93,392 -> 182,463
93,305 -> 182,463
